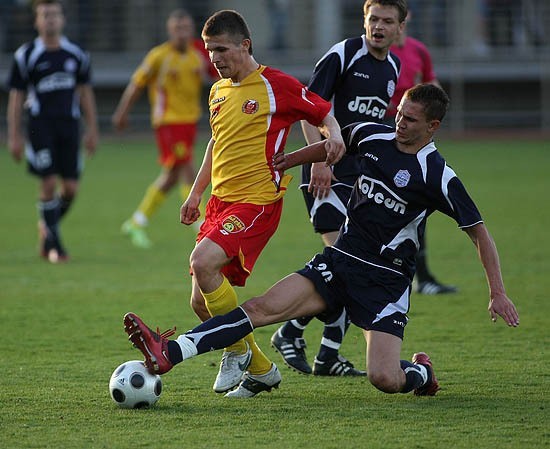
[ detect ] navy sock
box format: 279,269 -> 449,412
400,360 -> 429,393
167,340 -> 183,365
39,199 -> 62,250
280,316 -> 313,338
184,307 -> 254,355
317,308 -> 350,361
58,195 -> 74,219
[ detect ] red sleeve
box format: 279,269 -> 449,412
416,40 -> 437,83
264,67 -> 331,127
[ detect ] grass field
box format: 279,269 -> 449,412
1,135 -> 549,449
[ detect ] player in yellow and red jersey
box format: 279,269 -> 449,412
112,9 -> 216,248
177,10 -> 345,398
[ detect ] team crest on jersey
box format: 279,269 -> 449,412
387,80 -> 396,98
64,58 -> 77,73
394,169 -> 411,188
220,215 -> 246,234
242,99 -> 259,114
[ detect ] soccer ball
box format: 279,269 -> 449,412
109,360 -> 162,409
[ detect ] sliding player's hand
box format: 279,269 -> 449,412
488,293 -> 520,327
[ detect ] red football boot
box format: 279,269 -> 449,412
123,312 -> 176,375
412,352 -> 440,396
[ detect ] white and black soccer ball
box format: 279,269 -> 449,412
109,360 -> 162,409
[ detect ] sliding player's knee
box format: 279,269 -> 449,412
367,368 -> 402,394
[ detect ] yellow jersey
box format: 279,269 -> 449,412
209,65 -> 331,205
132,41 -> 204,127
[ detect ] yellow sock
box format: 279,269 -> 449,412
134,184 -> 166,225
244,334 -> 273,376
202,277 -> 273,375
202,276 -> 247,354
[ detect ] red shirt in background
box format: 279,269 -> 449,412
387,36 -> 437,118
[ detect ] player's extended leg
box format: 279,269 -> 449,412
124,273 -> 327,393
365,330 -> 440,395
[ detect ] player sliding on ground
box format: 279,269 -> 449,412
123,84 -> 519,397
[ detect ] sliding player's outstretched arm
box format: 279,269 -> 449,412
464,223 -> 519,327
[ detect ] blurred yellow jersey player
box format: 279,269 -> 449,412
112,9 -> 216,248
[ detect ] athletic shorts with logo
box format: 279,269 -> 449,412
155,123 -> 197,168
297,246 -> 411,339
194,195 -> 283,286
26,117 -> 81,179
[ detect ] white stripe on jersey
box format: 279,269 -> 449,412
372,283 -> 410,324
28,38 -> 46,72
358,130 -> 395,146
316,40 -> 346,74
345,36 -> 369,72
309,189 -> 348,222
441,163 -> 456,211
441,164 -> 458,211
331,246 -> 405,276
381,210 -> 426,252
416,142 -> 437,182
386,53 -> 400,78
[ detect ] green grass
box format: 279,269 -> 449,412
1,135 -> 549,449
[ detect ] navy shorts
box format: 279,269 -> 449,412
26,117 -> 81,179
301,184 -> 353,234
297,247 -> 411,339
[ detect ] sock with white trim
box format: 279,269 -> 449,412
400,360 -> 429,393
172,307 -> 253,361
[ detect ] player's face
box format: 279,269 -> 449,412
364,4 -> 404,58
168,16 -> 194,50
204,33 -> 251,82
395,98 -> 439,148
34,3 -> 64,38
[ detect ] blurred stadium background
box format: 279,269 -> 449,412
0,0 -> 549,135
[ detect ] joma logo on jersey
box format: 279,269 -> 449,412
211,96 -> 225,104
220,215 -> 245,234
347,96 -> 388,119
358,175 -> 407,215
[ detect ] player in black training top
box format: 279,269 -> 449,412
123,84 -> 519,399
272,0 -> 406,377
7,0 -> 98,262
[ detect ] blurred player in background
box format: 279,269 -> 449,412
272,0 -> 406,377
6,0 -> 99,263
177,10 -> 344,398
387,11 -> 456,295
112,9 -> 217,248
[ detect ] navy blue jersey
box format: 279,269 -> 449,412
303,35 -> 401,185
8,37 -> 91,119
334,122 -> 483,280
